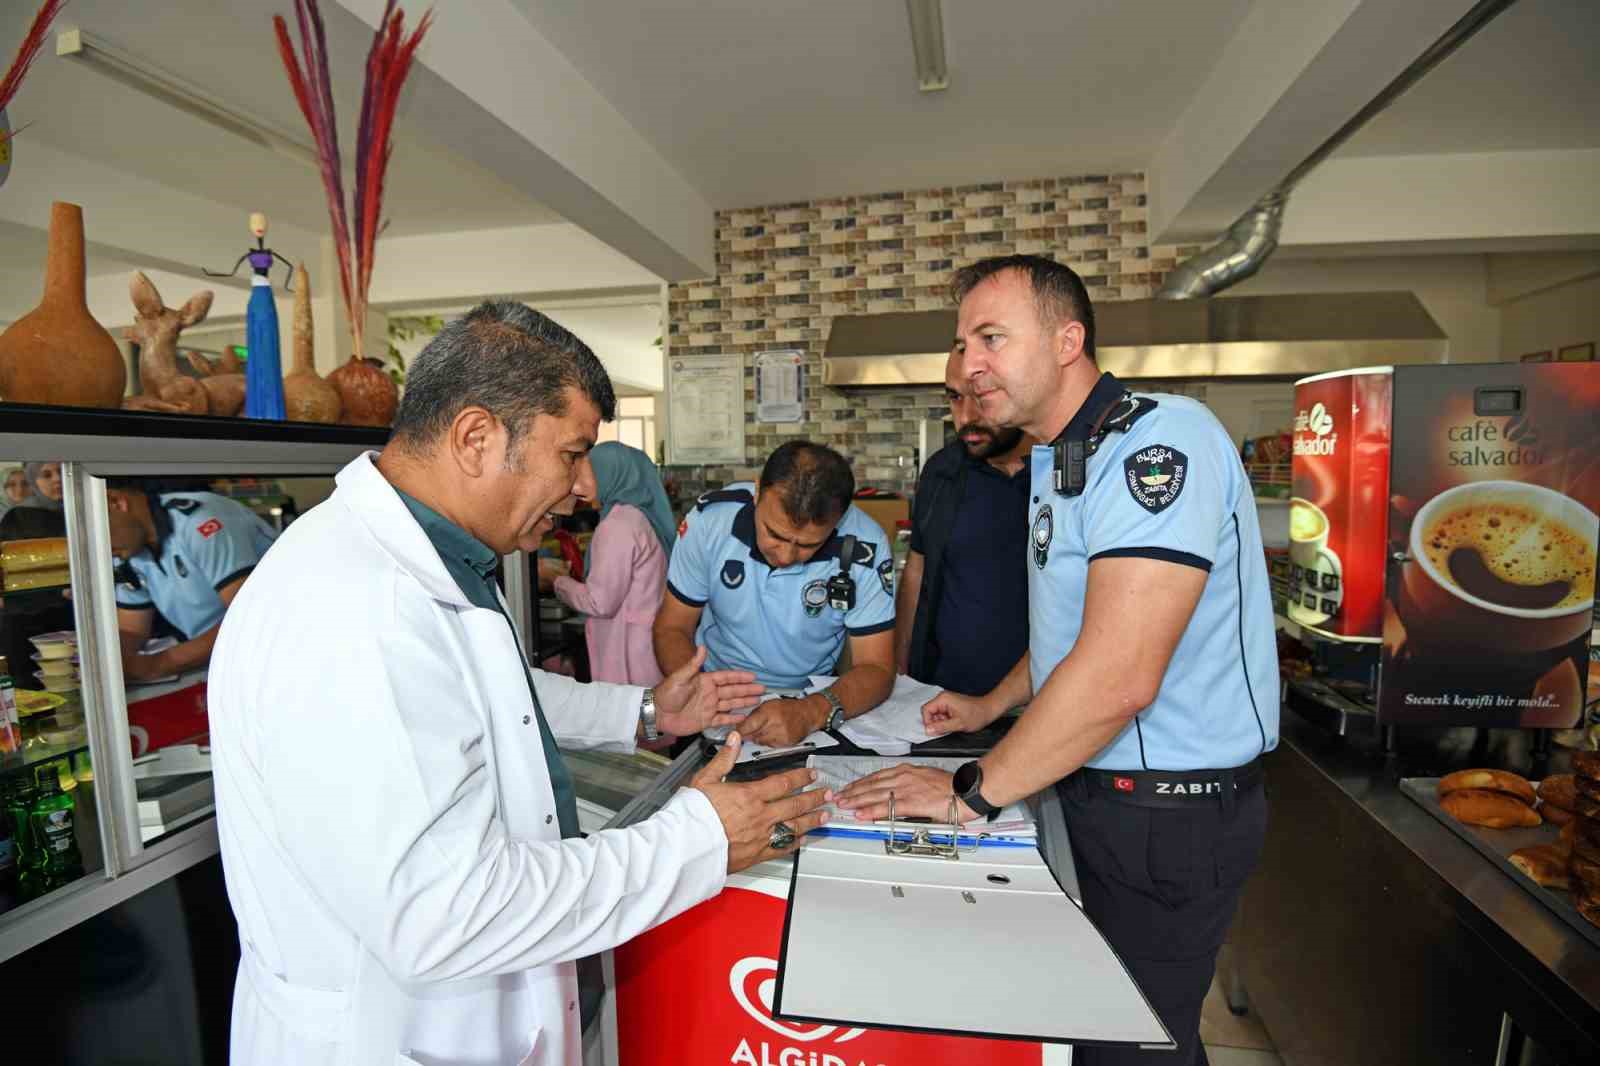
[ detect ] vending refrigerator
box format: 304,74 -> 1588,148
1288,362 -> 1600,731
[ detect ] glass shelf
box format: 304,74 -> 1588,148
0,715 -> 89,780
0,584 -> 72,613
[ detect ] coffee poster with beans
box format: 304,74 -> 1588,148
1378,362 -> 1600,727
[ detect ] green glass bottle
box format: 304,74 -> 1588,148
29,764 -> 81,893
0,777 -> 15,908
10,778 -> 40,902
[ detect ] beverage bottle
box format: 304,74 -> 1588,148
29,764 -> 81,893
0,777 -> 15,909
9,778 -> 40,902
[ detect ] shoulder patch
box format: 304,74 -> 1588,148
1123,444 -> 1188,514
166,498 -> 201,515
695,488 -> 754,512
676,516 -> 689,539
876,557 -> 894,596
196,517 -> 224,539
720,559 -> 745,589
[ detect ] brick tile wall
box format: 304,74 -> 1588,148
661,172 -> 1202,507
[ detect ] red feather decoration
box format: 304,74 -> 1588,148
273,0 -> 430,363
0,0 -> 69,139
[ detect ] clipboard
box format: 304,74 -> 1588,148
772,800 -> 1175,1049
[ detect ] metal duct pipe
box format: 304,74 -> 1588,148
1156,193 -> 1284,300
1157,0 -> 1521,299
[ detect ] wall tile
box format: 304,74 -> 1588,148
664,171 -> 1180,494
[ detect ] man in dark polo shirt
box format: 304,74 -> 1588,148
895,351 -> 1033,695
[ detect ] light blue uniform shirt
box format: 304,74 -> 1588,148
116,492 -> 278,640
666,483 -> 896,689
1027,373 -> 1280,771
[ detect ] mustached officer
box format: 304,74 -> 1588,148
654,441 -> 896,748
837,256 -> 1279,1066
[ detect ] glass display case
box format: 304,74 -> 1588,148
0,403 -> 677,965
0,405 -> 385,964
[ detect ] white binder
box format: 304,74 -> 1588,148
772,818 -> 1174,1049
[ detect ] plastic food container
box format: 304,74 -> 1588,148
33,672 -> 80,694
31,653 -> 78,678
28,631 -> 78,660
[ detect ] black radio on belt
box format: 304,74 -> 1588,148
1052,392 -> 1154,497
826,534 -> 857,611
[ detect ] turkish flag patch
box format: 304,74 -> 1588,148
1114,776 -> 1136,793
197,518 -> 223,539
676,517 -> 688,539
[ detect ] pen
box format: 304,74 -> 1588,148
747,741 -> 816,761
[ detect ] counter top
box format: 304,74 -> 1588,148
1278,709 -> 1600,1024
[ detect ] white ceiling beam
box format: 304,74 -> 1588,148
1148,0 -> 1483,245
368,223 -> 662,308
1280,149 -> 1600,250
331,0 -> 714,281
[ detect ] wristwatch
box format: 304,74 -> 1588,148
817,688 -> 846,732
639,687 -> 659,742
953,760 -> 1001,819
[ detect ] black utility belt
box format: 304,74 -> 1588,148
1073,759 -> 1263,807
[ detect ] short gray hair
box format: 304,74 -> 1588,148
392,301 -> 617,455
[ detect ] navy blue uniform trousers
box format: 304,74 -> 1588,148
1057,774 -> 1268,1065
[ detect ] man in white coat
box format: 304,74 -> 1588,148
210,302 -> 831,1066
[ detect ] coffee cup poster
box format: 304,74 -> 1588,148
1379,362 -> 1600,728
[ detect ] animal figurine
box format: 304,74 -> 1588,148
122,272 -> 215,415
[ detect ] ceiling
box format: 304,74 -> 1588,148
515,0 -> 1255,207
1337,0 -> 1600,158
1,0 -> 559,239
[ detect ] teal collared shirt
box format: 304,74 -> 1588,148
396,489 -> 580,838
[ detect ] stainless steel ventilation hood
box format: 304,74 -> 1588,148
821,291 -> 1447,387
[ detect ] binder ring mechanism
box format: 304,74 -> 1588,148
884,791 -> 985,860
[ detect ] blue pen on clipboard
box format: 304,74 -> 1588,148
810,826 -> 1035,849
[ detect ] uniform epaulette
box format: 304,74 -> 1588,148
695,488 -> 755,512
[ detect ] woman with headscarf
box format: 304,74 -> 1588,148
539,442 -> 676,687
1,466 -> 29,521
20,462 -> 64,512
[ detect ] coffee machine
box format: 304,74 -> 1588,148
1287,362 -> 1599,739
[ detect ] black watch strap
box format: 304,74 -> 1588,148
954,760 -> 1001,819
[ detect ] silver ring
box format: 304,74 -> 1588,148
768,821 -> 796,850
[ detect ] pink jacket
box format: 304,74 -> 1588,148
552,504 -> 667,687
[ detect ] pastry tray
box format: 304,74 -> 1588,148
1400,777 -> 1600,951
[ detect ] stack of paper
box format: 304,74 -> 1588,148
804,673 -> 942,755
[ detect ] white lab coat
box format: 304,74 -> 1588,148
209,453 -> 728,1066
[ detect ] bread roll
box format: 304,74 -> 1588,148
1538,774 -> 1577,810
1574,878 -> 1600,927
1571,850 -> 1600,892
1508,844 -> 1571,889
1575,795 -> 1600,821
1574,774 -> 1600,804
1438,769 -> 1536,806
1573,751 -> 1600,783
1541,801 -> 1577,826
1439,788 -> 1541,829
